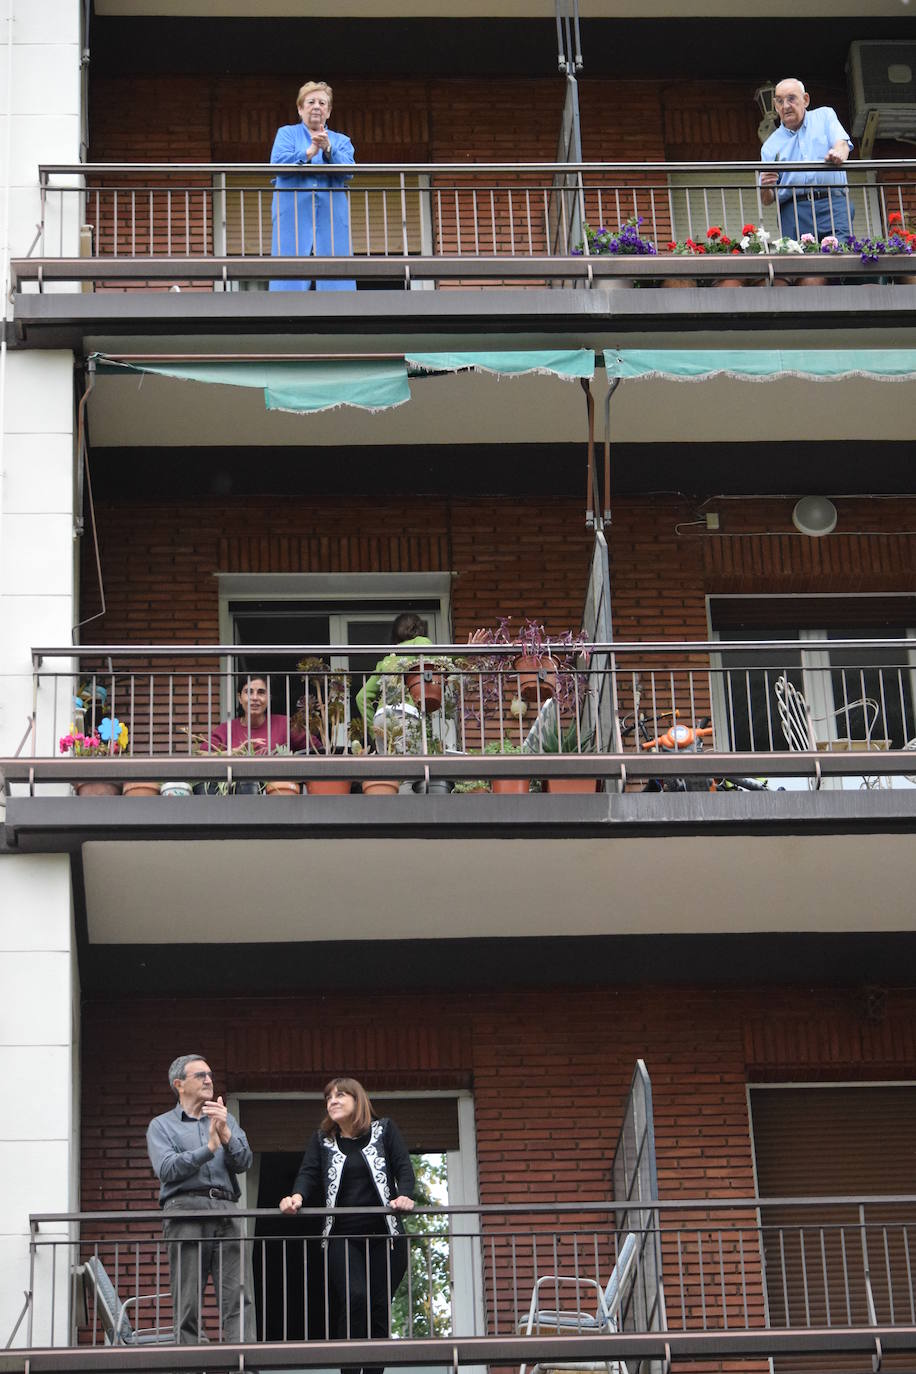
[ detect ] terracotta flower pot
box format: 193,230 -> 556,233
406,670 -> 443,712
544,777 -> 598,794
74,780 -> 121,797
514,654 -> 557,704
304,779 -> 352,796
264,780 -> 301,797
122,781 -> 161,798
661,276 -> 697,288
491,778 -> 530,795
361,779 -> 400,796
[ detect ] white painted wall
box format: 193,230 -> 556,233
0,1 -> 81,1349
0,855 -> 77,1346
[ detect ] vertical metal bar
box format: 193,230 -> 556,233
799,1228 -> 811,1326
820,1226 -> 831,1327
778,1228 -> 790,1325
400,172 -> 410,258
840,1224 -> 852,1324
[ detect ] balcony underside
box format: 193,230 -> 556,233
5,792 -> 916,971
12,280 -> 916,350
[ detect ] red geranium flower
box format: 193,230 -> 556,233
695,245 -> 707,253
730,248 -> 741,254
666,241 -> 677,250
707,227 -> 722,239
685,238 -> 698,250
889,211 -> 903,226
742,223 -> 756,234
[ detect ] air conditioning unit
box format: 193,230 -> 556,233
847,41 -> 916,138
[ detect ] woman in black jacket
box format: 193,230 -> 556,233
279,1077 -> 415,1373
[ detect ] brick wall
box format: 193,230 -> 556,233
81,491 -> 916,648
80,982 -> 916,1362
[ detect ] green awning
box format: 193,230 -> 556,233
93,356 -> 410,414
604,349 -> 916,381
407,350 -> 595,379
92,350 -> 594,413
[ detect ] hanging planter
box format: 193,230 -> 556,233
514,654 -> 558,704
406,668 -> 444,712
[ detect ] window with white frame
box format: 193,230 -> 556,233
217,572 -> 452,721
708,596 -> 916,754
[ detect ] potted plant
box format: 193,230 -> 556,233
294,658 -> 355,795
60,721 -> 126,797
263,744 -> 300,797
523,698 -> 598,794
484,738 -> 529,795
187,733 -> 264,795
475,618 -> 588,708
574,217 -> 657,288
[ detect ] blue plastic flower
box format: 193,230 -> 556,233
98,717 -> 121,743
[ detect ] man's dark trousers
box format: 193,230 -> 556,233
162,1194 -> 256,1344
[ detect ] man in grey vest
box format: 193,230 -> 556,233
147,1054 -> 257,1346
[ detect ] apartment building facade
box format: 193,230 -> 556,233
1,2 -> 915,1370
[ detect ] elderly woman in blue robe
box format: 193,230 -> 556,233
269,81 -> 355,291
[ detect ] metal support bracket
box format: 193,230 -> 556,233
873,1336 -> 883,1373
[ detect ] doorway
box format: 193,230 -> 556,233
230,1092 -> 482,1344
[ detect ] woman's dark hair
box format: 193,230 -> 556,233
392,613 -> 428,643
320,1076 -> 374,1135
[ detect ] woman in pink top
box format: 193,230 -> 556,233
207,675 -> 310,753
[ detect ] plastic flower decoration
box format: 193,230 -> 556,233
773,236 -> 805,255
98,716 -> 129,750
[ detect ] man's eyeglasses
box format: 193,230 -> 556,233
188,1071 -> 213,1080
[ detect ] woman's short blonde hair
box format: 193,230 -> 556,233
297,81 -> 333,112
321,1076 -> 373,1135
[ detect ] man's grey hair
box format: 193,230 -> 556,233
777,77 -> 806,94
168,1053 -> 208,1094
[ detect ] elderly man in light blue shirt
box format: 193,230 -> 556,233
760,78 -> 854,241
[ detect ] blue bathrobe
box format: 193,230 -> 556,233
269,123 -> 355,291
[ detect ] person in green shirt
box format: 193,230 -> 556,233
355,613 -> 432,723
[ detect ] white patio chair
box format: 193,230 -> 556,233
78,1255 -> 174,1346
775,674 -> 889,790
775,675 -> 820,790
518,1231 -> 638,1374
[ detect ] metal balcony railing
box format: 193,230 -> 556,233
1,639 -> 915,795
13,1197 -> 916,1371
14,158 -> 916,291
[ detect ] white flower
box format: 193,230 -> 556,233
509,696 -> 527,718
775,236 -> 804,255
